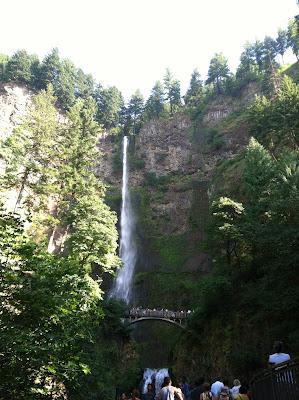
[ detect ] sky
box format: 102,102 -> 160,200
1,0 -> 298,100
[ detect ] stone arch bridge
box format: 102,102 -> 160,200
124,307 -> 193,329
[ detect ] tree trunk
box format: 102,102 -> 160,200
14,168 -> 29,212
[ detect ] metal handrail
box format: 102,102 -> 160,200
251,359 -> 299,400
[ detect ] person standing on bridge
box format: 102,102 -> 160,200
157,377 -> 183,400
268,341 -> 291,366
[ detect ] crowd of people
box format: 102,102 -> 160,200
118,341 -> 292,400
118,377 -> 251,400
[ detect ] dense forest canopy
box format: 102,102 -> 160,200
0,13 -> 298,400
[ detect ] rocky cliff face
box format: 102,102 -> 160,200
0,83 -> 32,140
0,83 -> 250,308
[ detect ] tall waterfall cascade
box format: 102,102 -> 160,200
110,136 -> 137,303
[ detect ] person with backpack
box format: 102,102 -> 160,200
157,377 -> 183,400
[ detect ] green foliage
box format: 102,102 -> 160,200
247,76 -> 299,150
95,85 -> 124,129
55,59 -> 77,109
163,68 -> 182,115
0,86 -> 133,398
145,80 -> 166,120
0,84 -> 59,211
287,20 -> 299,60
276,28 -> 288,62
185,69 -> 203,107
0,207 -> 103,398
5,50 -> 38,85
205,128 -> 226,151
0,53 -> 9,80
178,74 -> 299,379
206,53 -> 230,94
124,90 -> 144,135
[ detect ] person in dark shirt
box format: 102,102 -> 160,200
190,378 -> 205,400
142,383 -> 155,400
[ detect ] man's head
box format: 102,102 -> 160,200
163,376 -> 171,386
273,341 -> 283,353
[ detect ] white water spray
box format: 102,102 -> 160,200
142,368 -> 169,395
110,136 -> 137,303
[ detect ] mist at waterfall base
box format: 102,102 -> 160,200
110,136 -> 137,303
142,368 -> 169,395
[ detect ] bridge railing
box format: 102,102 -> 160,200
251,359 -> 299,400
125,308 -> 192,321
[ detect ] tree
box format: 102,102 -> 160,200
0,53 -> 9,81
262,36 -> 279,71
55,58 -> 76,109
0,85 -> 59,211
236,43 -> 260,83
211,196 -> 245,266
145,80 -> 165,119
184,69 -> 203,107
5,50 -> 36,84
50,97 -> 119,272
75,68 -> 95,98
250,40 -> 264,72
125,90 -> 144,134
95,85 -> 124,130
0,207 -> 108,398
163,69 -> 181,114
206,53 -> 230,94
248,76 -> 299,150
287,20 -> 299,60
276,29 -> 288,63
39,48 -> 62,89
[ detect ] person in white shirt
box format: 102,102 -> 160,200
211,378 -> 224,400
268,341 -> 290,366
230,379 -> 241,399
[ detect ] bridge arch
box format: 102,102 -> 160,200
126,316 -> 186,329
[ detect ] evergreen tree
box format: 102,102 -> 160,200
163,69 -> 181,114
76,68 -> 95,98
125,90 -> 144,134
262,36 -> 279,70
236,43 -> 260,83
287,20 -> 299,61
0,85 -> 59,211
252,40 -> 265,72
276,28 -> 288,63
5,50 -> 35,84
95,85 -> 124,130
39,48 -> 62,88
0,53 -> 9,81
145,80 -> 165,119
206,53 -> 230,94
185,69 -> 203,107
55,58 -> 76,109
51,97 -> 119,271
248,76 -> 299,150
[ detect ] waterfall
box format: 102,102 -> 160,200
142,368 -> 169,395
110,136 -> 137,303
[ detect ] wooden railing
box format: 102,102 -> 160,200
251,359 -> 299,400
